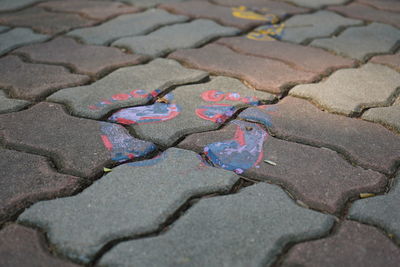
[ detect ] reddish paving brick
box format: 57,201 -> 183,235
357,0 -> 400,12
282,220 -> 400,267
38,0 -> 140,20
0,224 -> 79,267
238,97 -> 400,174
0,7 -> 97,35
216,37 -> 355,74
370,53 -> 400,71
0,102 -> 156,178
0,149 -> 81,223
178,120 -> 386,214
14,37 -> 145,77
0,55 -> 89,101
329,3 -> 400,29
169,44 -> 316,94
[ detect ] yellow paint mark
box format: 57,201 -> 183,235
359,193 -> 375,199
247,23 -> 285,41
103,167 -> 112,172
232,6 -> 278,22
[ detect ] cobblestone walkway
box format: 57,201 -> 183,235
0,0 -> 399,266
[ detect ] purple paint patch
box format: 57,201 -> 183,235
195,104 -> 236,123
201,90 -> 260,105
239,105 -> 277,127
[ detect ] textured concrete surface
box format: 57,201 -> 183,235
370,53 -> 400,71
284,0 -> 348,8
0,0 -> 40,12
362,103 -> 400,133
358,0 -> 400,12
0,28 -> 48,56
0,90 -> 30,113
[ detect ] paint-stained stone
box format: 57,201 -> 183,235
311,23 -> 400,60
358,0 -> 400,12
18,148 -> 239,263
100,183 -> 334,266
179,120 -> 386,213
212,0 -> 309,14
67,9 -> 188,45
0,149 -> 81,223
47,58 -> 208,119
370,53 -> 400,71
283,0 -> 347,8
0,55 -> 90,101
216,37 -> 355,74
362,103 -> 400,132
109,77 -> 275,146
290,63 -> 400,116
0,0 -> 40,12
169,44 -> 316,94
0,90 -> 30,113
0,28 -> 48,56
14,37 -> 145,77
0,102 -> 156,178
0,224 -> 78,267
238,97 -> 400,174
282,220 -> 400,267
112,19 -> 240,57
0,7 -> 97,35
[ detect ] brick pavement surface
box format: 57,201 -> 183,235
1,0 -> 399,265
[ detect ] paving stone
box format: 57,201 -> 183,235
112,19 -> 240,57
0,7 -> 97,35
362,103 -> 400,133
47,58 -> 208,120
283,0 -> 347,8
0,26 -> 9,33
14,37 -> 145,77
178,120 -> 386,213
290,63 -> 400,116
0,0 -> 40,12
100,182 -> 334,266
0,90 -> 30,113
216,36 -> 355,74
108,76 -> 274,146
212,0 -> 309,14
357,0 -> 400,12
311,23 -> 400,60
169,44 -> 317,94
67,9 -> 188,45
349,174 -> 400,242
38,0 -> 140,20
18,148 -> 239,263
116,0 -> 187,8
282,220 -> 400,267
0,224 -> 78,267
0,149 -> 82,223
0,102 -> 156,178
329,3 -> 400,29
0,55 -> 90,101
0,28 -> 48,56
238,97 -> 400,174
370,53 -> 400,71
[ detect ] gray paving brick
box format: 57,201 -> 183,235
284,0 -> 347,8
362,100 -> 400,133
47,58 -> 208,120
0,28 -> 48,56
100,182 -> 334,266
0,90 -> 30,114
118,0 -> 187,8
0,26 -> 9,33
0,0 -> 39,12
18,148 -> 239,263
67,9 -> 188,45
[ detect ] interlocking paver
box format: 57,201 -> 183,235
284,0 -> 347,8
282,220 -> 400,267
18,148 -> 239,263
0,28 -> 48,56
0,224 -> 78,267
0,55 -> 89,100
0,90 -> 30,113
211,0 -> 309,14
14,37 -> 145,77
349,174 -> 400,241
47,58 -> 207,119
311,23 -> 400,60
370,53 -> 400,71
362,96 -> 400,132
358,0 -> 400,12
0,149 -> 81,223
0,26 -> 9,33
112,19 -> 239,57
216,36 -> 355,74
0,102 -> 156,178
290,63 -> 400,116
100,182 -> 334,266
179,120 -> 386,213
67,9 -> 188,45
238,97 -> 400,174
0,0 -> 40,12
115,0 -> 187,8
108,76 -> 274,146
169,44 -> 316,94
0,7 -> 97,35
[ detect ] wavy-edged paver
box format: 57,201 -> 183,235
358,0 -> 400,12
116,0 -> 187,8
0,0 -> 40,12
290,63 -> 400,116
47,58 -> 207,119
0,90 -> 30,113
0,28 -> 48,56
0,149 -> 82,223
212,0 -> 309,14
14,37 -> 145,77
0,102 -> 156,178
370,52 -> 400,71
169,44 -> 316,94
18,148 -> 239,263
179,120 -> 386,213
238,97 -> 400,174
0,224 -> 79,267
108,76 -> 274,146
0,26 -> 9,33
362,97 -> 400,132
100,182 -> 334,266
311,23 -> 400,60
0,55 -> 89,101
112,19 -> 240,57
282,220 -> 400,267
284,0 -> 347,8
67,9 -> 188,45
